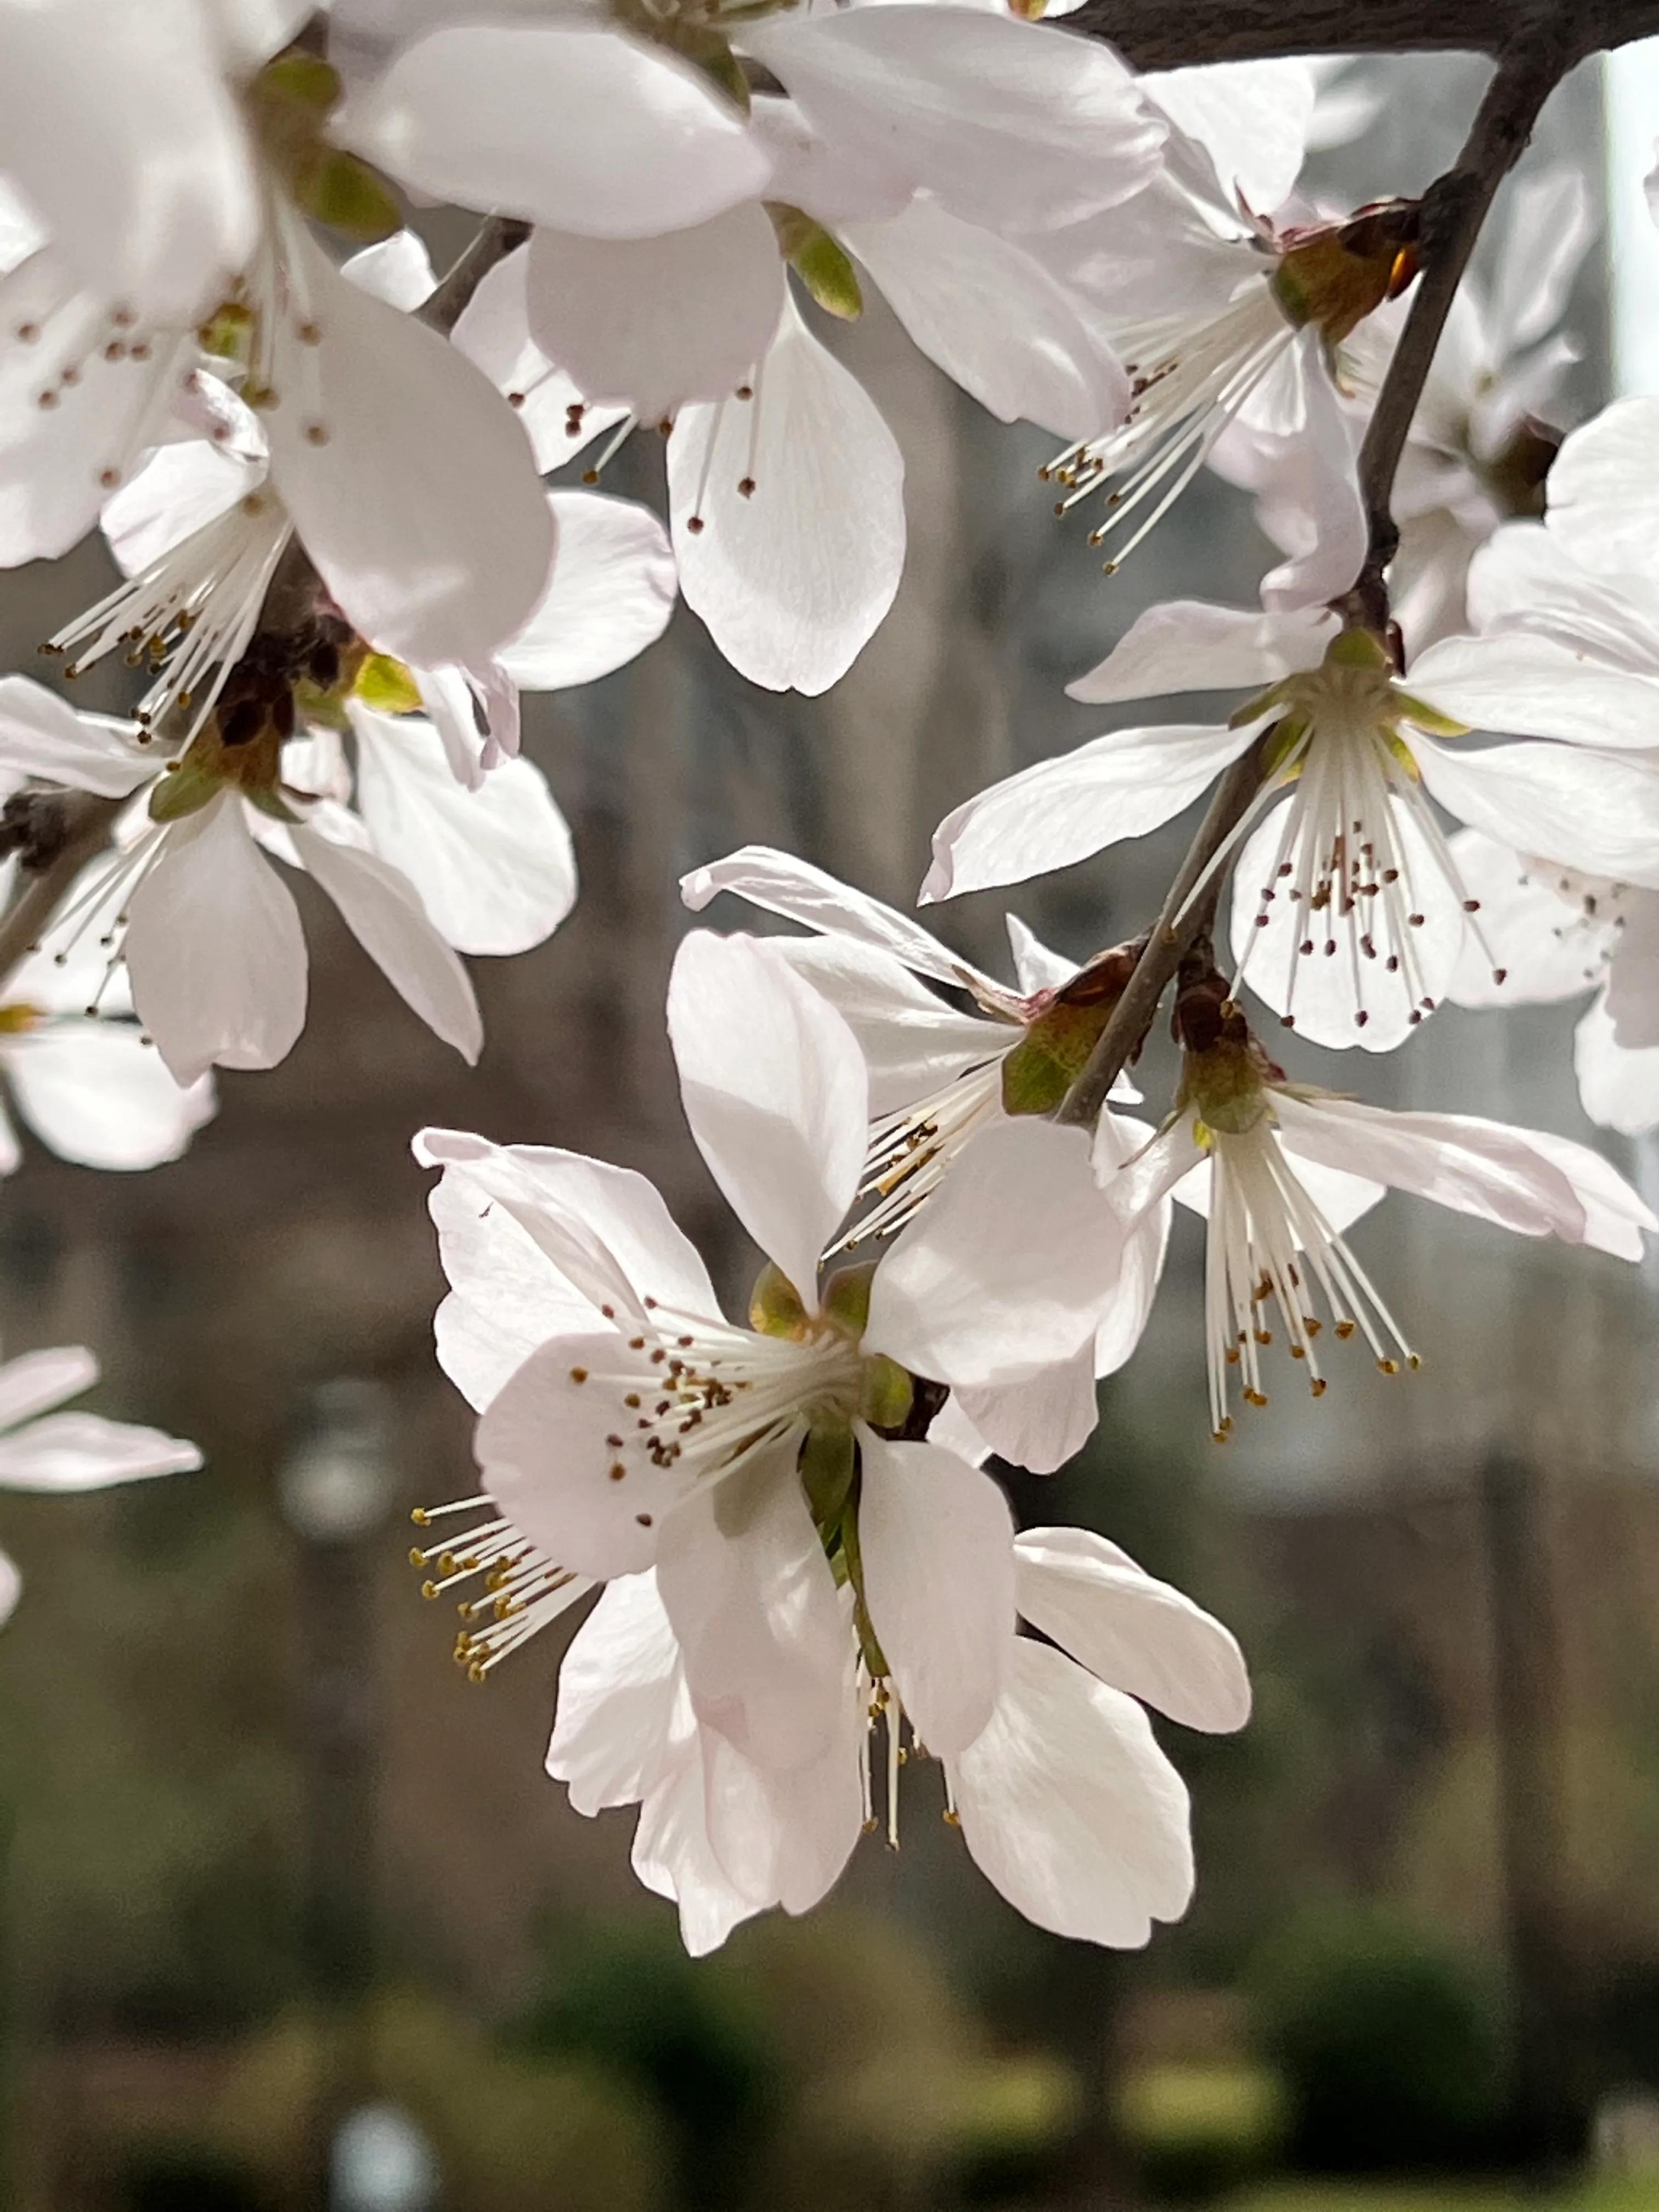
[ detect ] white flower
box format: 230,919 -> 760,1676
1036,59 -> 1409,596
1447,831 -> 1659,1137
0,858 -> 215,1171
46,233 -> 672,772
0,674 -> 492,1084
343,5 -> 1156,693
0,1341 -> 201,1626
680,844 -> 1163,1471
1216,163 -> 1595,650
923,605 -> 1659,1053
408,930 -> 1128,1792
541,1525 -> 1248,1957
0,39 -> 555,682
1112,989 -> 1655,1441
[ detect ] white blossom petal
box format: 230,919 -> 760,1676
667,932 -> 866,1304
1013,1527 -> 1251,1731
1410,631 -> 1659,751
856,1428 -> 1013,1757
339,22 -> 772,239
125,797 -> 307,1084
1546,396 -> 1659,579
769,937 -> 1005,1118
290,825 -> 482,1063
267,223 -> 555,671
348,704 -> 576,956
668,298 -> 905,696
843,197 -> 1128,439
0,1410 -> 200,1492
657,1447 -> 849,1770
1067,600 -> 1335,706
527,205 -> 785,423
922,721 -> 1254,903
0,678 -> 152,796
7,1025 -> 215,1171
743,7 -> 1163,234
949,1638 -> 1193,1946
451,245 -> 625,470
0,1345 -> 98,1429
869,1118 -> 1127,1387
1413,733 -> 1659,891
950,1348 -> 1099,1476
1576,994 -> 1659,1136
498,491 -> 675,692
546,1572 -> 679,1815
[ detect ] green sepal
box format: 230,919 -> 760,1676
821,1260 -> 875,1340
1394,691 -> 1469,738
769,206 -> 863,320
1183,1038 -> 1269,1137
294,150 -> 403,244
353,652 -> 424,716
1001,1000 -> 1111,1116
255,50 -> 342,115
801,1420 -> 856,1533
1259,715 -> 1308,780
1229,680 -> 1289,730
247,787 -> 302,825
749,1260 -> 809,1339
147,760 -> 223,823
1328,627 -> 1390,671
858,1355 -> 913,1434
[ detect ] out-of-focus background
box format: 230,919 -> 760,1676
3,41 -> 1658,2212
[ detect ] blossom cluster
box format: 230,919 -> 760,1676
0,1 -> 1654,1955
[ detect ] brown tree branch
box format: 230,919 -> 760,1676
1070,0 -> 1657,67
1057,736 -> 1271,1126
421,216 -> 531,336
1345,37 -> 1573,629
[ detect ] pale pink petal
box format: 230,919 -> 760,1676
0,678 -> 152,796
1409,631 -> 1659,751
451,245 -> 625,470
951,1348 -> 1099,1476
1143,58 -> 1314,214
1545,396 -> 1659,579
0,1346 -> 98,1429
340,229 -> 436,311
546,1572 -> 679,1814
1576,994 -> 1659,1136
1443,830 -> 1607,1009
770,938 -> 1006,1117
1413,733 -> 1659,891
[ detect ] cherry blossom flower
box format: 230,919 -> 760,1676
1216,165 -> 1594,650
1110,983 -> 1655,1442
0,1341 -> 201,1626
1036,59 -> 1415,595
0,675 -> 489,1085
0,858 -> 215,1172
1447,832 -> 1659,1137
43,232 -> 670,776
541,1529 -> 1248,1955
407,932 -> 1128,1791
0,36 -> 555,691
923,608 -> 1659,1052
680,844 -> 1164,1469
343,5 -> 1157,691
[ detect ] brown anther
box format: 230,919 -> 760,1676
635,1512 -> 653,1528
736,383 -> 753,399
569,1366 -> 588,1384
298,320 -> 322,344
1310,1377 -> 1328,1397
628,1336 -> 646,1351
686,514 -> 705,533
304,422 -> 329,445
737,476 -> 756,497
623,1392 -> 641,1408
608,1463 -> 626,1482
1334,1319 -> 1356,1339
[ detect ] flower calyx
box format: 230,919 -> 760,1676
1000,938 -> 1142,1117
1173,967 -> 1277,1138
245,48 -> 403,244
1271,200 -> 1421,348
768,206 -> 864,321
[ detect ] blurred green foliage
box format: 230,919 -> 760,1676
1116,2061 -> 1290,2201
1249,1906 -> 1505,2172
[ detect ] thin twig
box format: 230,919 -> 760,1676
1057,735 -> 1271,1126
421,216 -> 531,336
1058,27 -> 1578,1124
1345,32 -> 1578,631
1070,0 -> 1651,67
0,793 -> 128,986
